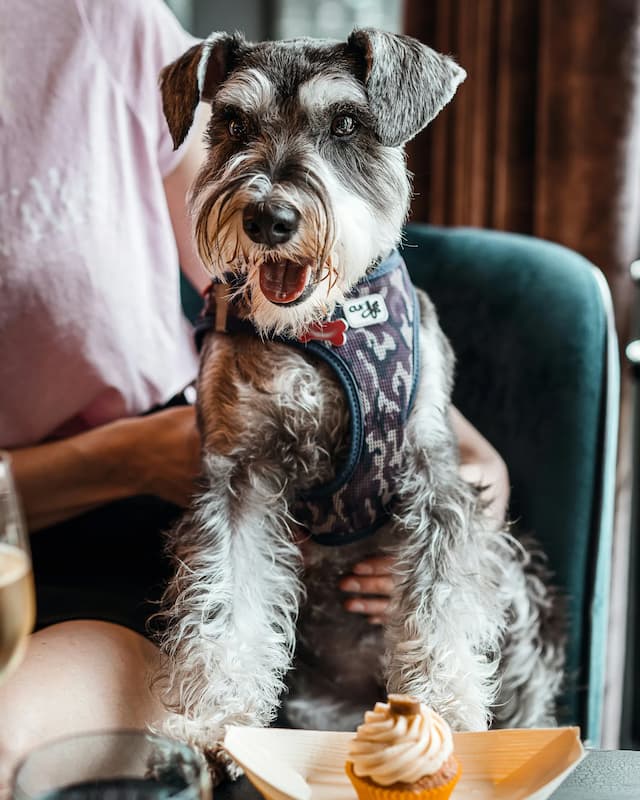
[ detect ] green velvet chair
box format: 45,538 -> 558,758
400,224 -> 619,746
181,223 -> 619,746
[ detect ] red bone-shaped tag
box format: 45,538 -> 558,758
299,318 -> 348,346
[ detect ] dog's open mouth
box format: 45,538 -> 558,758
259,260 -> 311,305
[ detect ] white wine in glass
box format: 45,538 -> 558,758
0,451 -> 35,681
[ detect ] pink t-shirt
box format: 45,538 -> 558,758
0,0 -> 201,448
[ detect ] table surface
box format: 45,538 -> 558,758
547,750 -> 640,799
213,749 -> 640,800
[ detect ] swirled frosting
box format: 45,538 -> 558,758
348,696 -> 454,786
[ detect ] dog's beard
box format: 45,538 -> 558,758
190,162 -> 403,338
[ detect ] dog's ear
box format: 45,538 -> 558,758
347,29 -> 466,147
160,32 -> 244,150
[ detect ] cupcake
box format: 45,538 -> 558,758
345,694 -> 461,800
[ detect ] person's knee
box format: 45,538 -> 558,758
0,684 -> 32,798
0,620 -> 165,779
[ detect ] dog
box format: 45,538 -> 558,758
152,28 -> 565,779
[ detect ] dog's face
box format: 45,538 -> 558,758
161,30 -> 465,336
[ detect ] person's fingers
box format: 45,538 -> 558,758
339,557 -> 396,625
352,555 -> 395,576
340,575 -> 395,596
344,596 -> 390,616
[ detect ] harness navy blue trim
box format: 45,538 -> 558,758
308,522 -> 385,547
285,250 -> 403,509
406,286 -> 421,420
287,340 -> 364,501
357,248 -> 403,283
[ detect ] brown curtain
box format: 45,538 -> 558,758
404,0 -> 640,344
404,0 -> 640,747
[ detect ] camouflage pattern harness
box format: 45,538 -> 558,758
196,250 -> 420,545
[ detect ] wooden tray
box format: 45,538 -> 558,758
223,726 -> 585,800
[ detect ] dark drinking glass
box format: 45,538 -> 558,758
12,731 -> 211,800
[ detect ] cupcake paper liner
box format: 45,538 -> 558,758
345,759 -> 462,800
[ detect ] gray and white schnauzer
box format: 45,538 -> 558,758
153,28 -> 565,776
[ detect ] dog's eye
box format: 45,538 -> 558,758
228,116 -> 248,141
331,114 -> 358,138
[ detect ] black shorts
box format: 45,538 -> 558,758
32,495 -> 182,637
31,391 -> 191,637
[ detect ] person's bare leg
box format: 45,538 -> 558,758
0,620 -> 166,797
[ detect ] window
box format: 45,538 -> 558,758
165,0 -> 401,40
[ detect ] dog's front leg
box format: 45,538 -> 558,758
153,451 -> 303,772
380,301 -> 510,730
384,456 -> 511,731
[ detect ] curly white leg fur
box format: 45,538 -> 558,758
154,454 -> 303,761
384,476 -> 513,731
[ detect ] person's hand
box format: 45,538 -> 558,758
339,554 -> 396,625
340,409 -> 511,624
458,458 -> 510,524
451,406 -> 510,525
120,405 -> 202,507
11,404 -> 202,531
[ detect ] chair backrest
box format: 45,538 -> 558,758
401,223 -> 619,745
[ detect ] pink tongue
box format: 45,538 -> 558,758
259,261 -> 310,304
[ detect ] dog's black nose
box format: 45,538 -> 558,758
242,202 -> 300,246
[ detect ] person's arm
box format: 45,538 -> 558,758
340,406 -> 511,624
12,103 -> 211,534
11,406 -> 201,533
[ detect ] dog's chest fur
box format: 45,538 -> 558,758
196,330 -> 397,728
197,331 -> 349,488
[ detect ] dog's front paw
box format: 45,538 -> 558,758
205,746 -> 244,786
444,703 -> 491,733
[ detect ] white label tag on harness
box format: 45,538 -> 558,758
343,293 -> 389,328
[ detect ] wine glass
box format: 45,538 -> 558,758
0,450 -> 35,681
